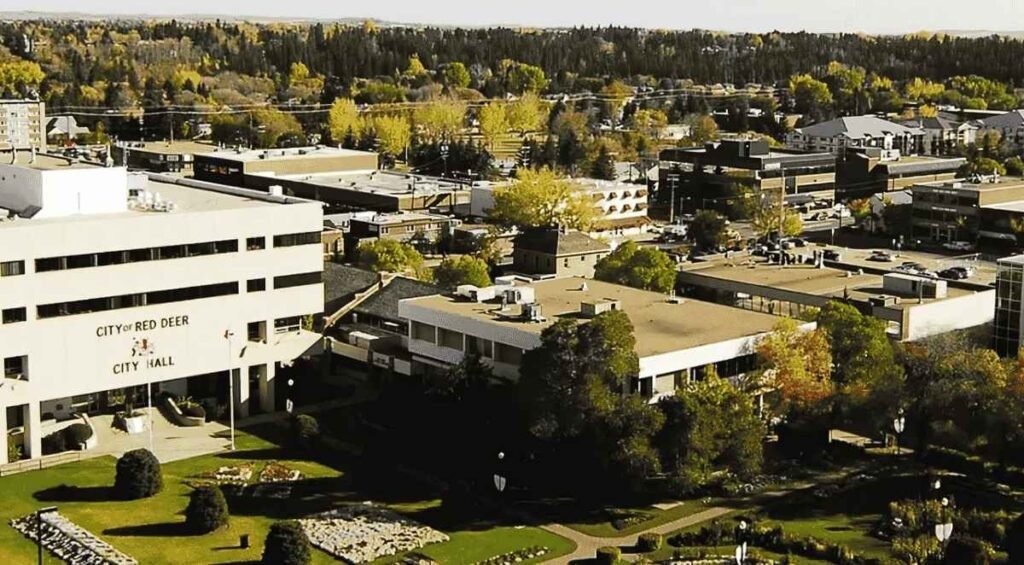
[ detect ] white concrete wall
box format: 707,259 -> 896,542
904,290 -> 995,341
0,164 -> 129,219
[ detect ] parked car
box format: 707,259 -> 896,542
942,241 -> 975,252
893,262 -> 928,275
823,249 -> 842,261
808,211 -> 829,221
937,266 -> 974,280
868,250 -> 895,262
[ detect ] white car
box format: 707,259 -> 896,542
942,241 -> 975,252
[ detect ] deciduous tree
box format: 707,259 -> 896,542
433,255 -> 491,289
595,241 -> 676,293
357,239 -> 424,275
490,168 -> 597,231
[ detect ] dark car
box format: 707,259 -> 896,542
823,249 -> 841,261
937,268 -> 968,280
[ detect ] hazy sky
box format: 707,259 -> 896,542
3,0 -> 1023,35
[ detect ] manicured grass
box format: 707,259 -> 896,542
0,424 -> 575,564
563,499 -> 712,538
767,515 -> 890,558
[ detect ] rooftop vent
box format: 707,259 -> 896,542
522,302 -> 545,322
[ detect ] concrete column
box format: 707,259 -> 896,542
234,366 -> 250,419
24,402 -> 41,459
0,406 -> 7,464
259,363 -> 275,413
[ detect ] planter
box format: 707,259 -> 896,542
123,414 -> 146,434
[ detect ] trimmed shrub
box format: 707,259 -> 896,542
41,430 -> 67,455
289,414 -> 320,451
262,520 -> 312,565
637,532 -> 663,552
113,448 -> 163,500
64,423 -> 93,447
924,446 -> 987,476
7,439 -> 21,463
943,536 -> 993,565
596,546 -> 620,564
185,486 -> 229,533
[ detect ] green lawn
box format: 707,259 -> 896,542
561,499 -> 712,538
0,425 -> 574,564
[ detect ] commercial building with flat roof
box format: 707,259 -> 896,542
995,254 -> 1024,356
0,99 -> 45,153
399,277 -> 799,400
911,176 -> 1024,245
678,255 -> 994,341
111,140 -> 221,174
657,139 -> 836,218
253,170 -> 473,214
0,156 -> 324,463
837,148 -> 965,200
193,145 -> 379,189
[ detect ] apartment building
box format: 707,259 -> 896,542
787,116 -> 924,156
0,155 -> 324,461
0,99 -> 45,153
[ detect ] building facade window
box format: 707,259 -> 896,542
274,316 -> 302,333
273,271 -> 322,290
246,236 -> 266,250
0,260 -> 25,277
246,278 -> 266,292
3,356 -> 27,380
438,328 -> 464,350
273,232 -> 320,248
2,307 -> 26,324
494,343 -> 523,365
411,321 -> 436,343
35,239 -> 239,273
37,281 -> 239,319
248,321 -> 267,342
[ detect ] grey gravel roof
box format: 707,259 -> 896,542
514,228 -> 610,256
980,110 -> 1024,129
323,263 -> 379,313
355,277 -> 439,322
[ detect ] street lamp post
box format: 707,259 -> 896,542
286,379 -> 295,415
36,506 -> 57,565
493,451 -> 507,494
893,409 -> 906,455
735,520 -> 748,565
223,330 -> 235,451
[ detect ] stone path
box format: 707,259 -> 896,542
540,506 -> 733,564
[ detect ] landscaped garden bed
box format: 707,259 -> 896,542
298,503 -> 449,563
11,511 -> 137,565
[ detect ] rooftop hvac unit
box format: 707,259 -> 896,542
869,295 -> 900,307
503,286 -> 535,305
522,302 -> 544,322
494,276 -> 516,286
580,299 -> 622,318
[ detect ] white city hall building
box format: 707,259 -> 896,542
0,154 -> 323,461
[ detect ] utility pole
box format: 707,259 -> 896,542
778,166 -> 786,243
668,173 -> 679,223
169,114 -> 174,144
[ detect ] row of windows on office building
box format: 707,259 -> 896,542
410,320 -> 524,365
0,232 -> 320,277
0,270 -> 321,323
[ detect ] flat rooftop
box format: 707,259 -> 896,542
197,145 -> 377,163
4,152 -> 97,171
120,141 -> 220,155
405,277 -> 783,357
917,177 -> 1024,192
355,211 -> 454,225
681,258 -> 977,309
264,170 -> 467,196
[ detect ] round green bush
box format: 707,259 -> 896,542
185,486 -> 229,533
113,448 -> 163,500
262,520 -> 312,565
596,546 -> 620,564
637,532 -> 663,552
41,430 -> 67,455
289,414 -> 320,451
64,423 -> 93,446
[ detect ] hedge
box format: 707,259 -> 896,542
596,546 -> 620,564
670,521 -> 868,564
41,422 -> 94,455
637,532 -> 663,552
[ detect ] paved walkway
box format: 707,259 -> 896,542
541,506 -> 734,564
